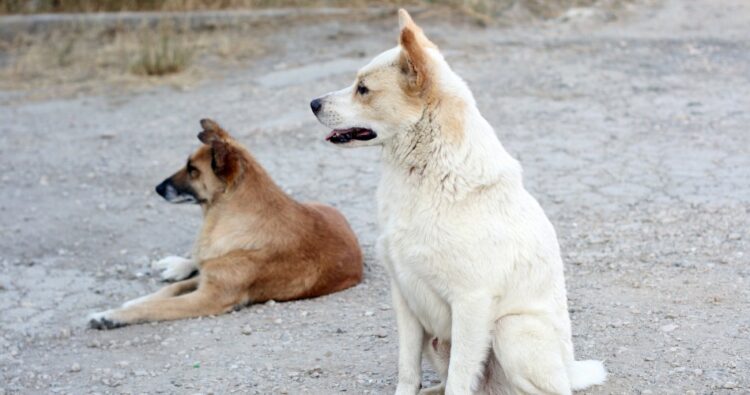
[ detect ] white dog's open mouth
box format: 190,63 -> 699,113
325,128 -> 377,144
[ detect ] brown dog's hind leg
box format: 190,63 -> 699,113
120,277 -> 200,308
89,284 -> 238,329
89,253 -> 257,329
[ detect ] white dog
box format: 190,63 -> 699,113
311,9 -> 606,395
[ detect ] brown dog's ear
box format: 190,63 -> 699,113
197,118 -> 231,145
209,139 -> 242,186
397,9 -> 435,94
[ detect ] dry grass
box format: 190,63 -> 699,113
0,21 -> 265,99
0,0 -> 629,100
0,0 -> 382,14
131,31 -> 194,76
426,0 -> 629,20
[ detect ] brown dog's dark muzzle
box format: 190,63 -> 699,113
155,177 -> 199,204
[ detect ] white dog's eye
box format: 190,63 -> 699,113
357,83 -> 369,95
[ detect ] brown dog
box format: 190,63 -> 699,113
88,119 -> 363,329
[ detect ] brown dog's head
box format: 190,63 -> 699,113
155,119 -> 245,206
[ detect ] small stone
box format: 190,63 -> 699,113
364,311 -> 374,317
241,326 -> 253,335
307,367 -> 323,378
722,382 -> 737,389
58,328 -> 71,338
660,324 -> 678,332
69,363 -> 81,372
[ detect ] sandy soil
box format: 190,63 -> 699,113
1,1 -> 749,393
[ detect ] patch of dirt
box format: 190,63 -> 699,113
0,0 -> 748,393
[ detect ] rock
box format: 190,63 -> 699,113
722,382 -> 737,389
69,363 -> 81,373
241,326 -> 253,335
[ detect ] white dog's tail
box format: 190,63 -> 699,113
568,359 -> 607,390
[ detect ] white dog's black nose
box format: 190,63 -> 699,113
310,98 -> 322,115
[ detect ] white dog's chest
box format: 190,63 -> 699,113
379,194 -> 471,340
385,235 -> 454,340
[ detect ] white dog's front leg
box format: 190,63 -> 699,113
391,281 -> 425,395
445,293 -> 493,395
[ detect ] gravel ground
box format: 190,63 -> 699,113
1,0 -> 749,393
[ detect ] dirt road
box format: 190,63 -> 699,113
1,0 -> 748,393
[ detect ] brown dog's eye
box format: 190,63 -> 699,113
357,83 -> 369,95
186,161 -> 200,178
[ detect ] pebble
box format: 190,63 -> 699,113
241,326 -> 253,335
660,324 -> 678,332
722,382 -> 737,389
69,363 -> 81,373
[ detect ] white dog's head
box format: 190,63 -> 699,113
311,9 -> 458,147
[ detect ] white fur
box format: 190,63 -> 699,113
152,256 -> 197,281
314,23 -> 605,395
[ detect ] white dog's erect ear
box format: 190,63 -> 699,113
397,9 -> 436,49
398,8 -> 414,31
397,9 -> 437,94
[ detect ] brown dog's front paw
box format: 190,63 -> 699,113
87,311 -> 126,330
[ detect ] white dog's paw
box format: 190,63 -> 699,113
419,384 -> 445,395
152,256 -> 196,281
87,310 -> 125,330
395,383 -> 421,395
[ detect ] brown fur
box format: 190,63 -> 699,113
90,119 -> 363,329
